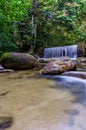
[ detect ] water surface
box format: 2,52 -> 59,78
0,70 -> 86,130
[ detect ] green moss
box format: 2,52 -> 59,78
0,53 -> 10,61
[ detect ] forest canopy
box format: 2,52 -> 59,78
0,0 -> 86,54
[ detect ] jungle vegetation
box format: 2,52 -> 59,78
0,0 -> 86,54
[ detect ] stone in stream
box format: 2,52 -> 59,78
62,71 -> 86,79
0,53 -> 37,70
77,57 -> 86,68
40,58 -> 76,75
64,109 -> 79,115
0,91 -> 9,96
37,57 -> 71,70
0,69 -> 13,73
77,42 -> 86,57
0,116 -> 13,129
0,65 -> 13,73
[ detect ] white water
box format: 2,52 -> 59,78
57,76 -> 86,91
43,75 -> 86,93
44,45 -> 77,58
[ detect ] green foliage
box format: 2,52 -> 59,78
0,32 -> 20,53
0,0 -> 31,53
31,0 -> 86,49
0,0 -> 86,53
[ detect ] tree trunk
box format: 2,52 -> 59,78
31,0 -> 38,50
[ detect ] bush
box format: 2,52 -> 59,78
0,32 -> 20,53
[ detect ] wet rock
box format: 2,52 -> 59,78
38,57 -> 70,63
62,71 -> 86,79
78,42 -> 86,57
40,59 -> 76,75
0,116 -> 13,129
38,57 -> 70,70
0,53 -> 37,70
0,91 -> 9,96
64,109 -> 79,115
77,57 -> 86,68
0,69 -> 13,73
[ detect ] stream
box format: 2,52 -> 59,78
0,70 -> 86,130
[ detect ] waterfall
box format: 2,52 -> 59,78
44,45 -> 77,58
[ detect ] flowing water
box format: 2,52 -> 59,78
0,70 -> 86,130
44,45 -> 77,58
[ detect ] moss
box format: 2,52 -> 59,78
0,53 -> 10,62
1,52 -> 10,59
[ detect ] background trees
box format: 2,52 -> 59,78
0,0 -> 31,53
0,0 -> 86,54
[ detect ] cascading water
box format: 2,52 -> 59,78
44,45 -> 78,58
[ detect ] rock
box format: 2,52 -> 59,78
77,57 -> 86,68
64,109 -> 79,115
62,71 -> 86,79
37,57 -> 70,70
0,53 -> 37,70
40,59 -> 76,75
77,57 -> 86,62
0,91 -> 9,96
78,42 -> 86,57
0,116 -> 13,129
0,69 -> 13,73
38,57 -> 70,63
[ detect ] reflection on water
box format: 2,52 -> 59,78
0,71 -> 86,130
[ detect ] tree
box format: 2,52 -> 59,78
0,0 -> 31,53
0,0 -> 86,54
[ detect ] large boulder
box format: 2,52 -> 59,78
40,59 -> 76,75
0,53 -> 37,70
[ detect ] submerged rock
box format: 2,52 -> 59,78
40,59 -> 76,75
62,71 -> 86,79
0,91 -> 9,96
0,53 -> 37,70
0,116 -> 13,129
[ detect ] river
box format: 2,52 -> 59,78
0,70 -> 86,130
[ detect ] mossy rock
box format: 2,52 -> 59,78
0,52 -> 37,70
